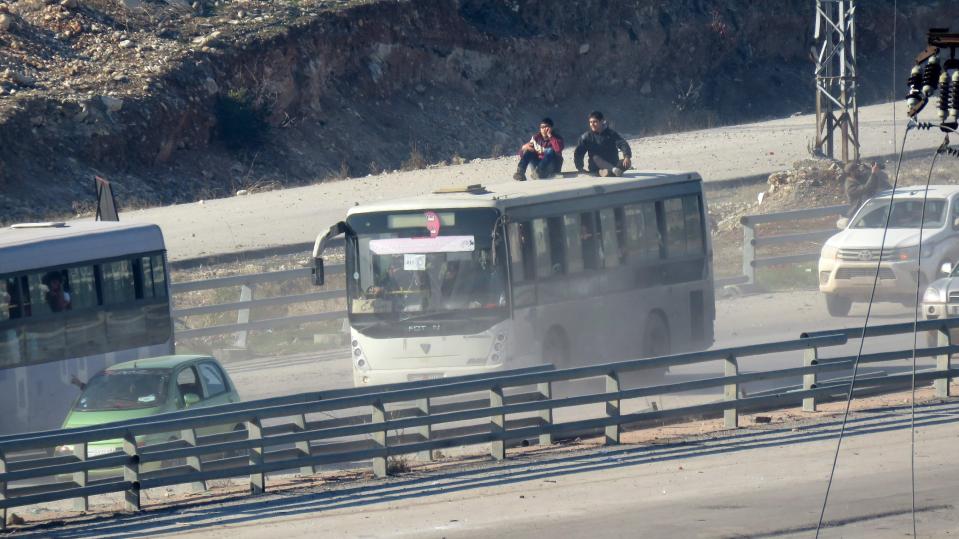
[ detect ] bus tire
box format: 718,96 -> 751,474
643,312 -> 671,358
825,294 -> 852,317
542,327 -> 571,368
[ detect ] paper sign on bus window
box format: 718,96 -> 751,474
403,254 -> 426,271
369,236 -> 476,255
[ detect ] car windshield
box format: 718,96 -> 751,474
850,198 -> 946,229
346,208 -> 507,320
75,370 -> 170,411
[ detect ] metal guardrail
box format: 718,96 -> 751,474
2,316 -> 957,529
171,264 -> 347,343
736,204 -> 848,287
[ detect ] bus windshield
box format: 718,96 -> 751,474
346,209 -> 507,321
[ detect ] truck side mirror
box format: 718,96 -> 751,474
836,217 -> 849,229
941,262 -> 953,276
312,257 -> 325,286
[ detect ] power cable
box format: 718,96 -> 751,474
907,134 -> 948,539
815,125 -> 912,538
892,0 -> 898,153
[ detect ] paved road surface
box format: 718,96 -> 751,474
26,400 -> 959,538
119,101 -> 943,261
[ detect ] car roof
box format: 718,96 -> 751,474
105,355 -> 215,372
874,185 -> 959,199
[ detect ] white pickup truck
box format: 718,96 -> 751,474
818,185 -> 959,317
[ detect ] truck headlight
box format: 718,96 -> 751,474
923,287 -> 945,304
821,245 -> 838,260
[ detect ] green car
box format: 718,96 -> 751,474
57,355 -> 241,464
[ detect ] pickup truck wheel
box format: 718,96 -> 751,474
825,294 -> 852,317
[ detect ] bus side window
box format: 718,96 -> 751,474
563,214 -> 584,274
507,222 -> 529,283
684,195 -> 705,255
532,219 -> 552,279
622,203 -> 660,262
598,208 -> 621,268
546,217 -> 566,276
580,212 -> 602,270
664,197 -> 687,257
100,260 -> 136,304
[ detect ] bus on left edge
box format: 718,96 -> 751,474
0,221 -> 174,435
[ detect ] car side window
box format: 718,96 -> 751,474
176,366 -> 204,400
952,199 -> 959,230
198,362 -> 228,397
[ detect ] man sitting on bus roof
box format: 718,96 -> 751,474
513,118 -> 565,182
573,110 -> 632,177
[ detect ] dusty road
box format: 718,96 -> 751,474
224,289 -> 926,403
120,101 -> 943,261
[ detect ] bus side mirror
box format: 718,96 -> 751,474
941,262 -> 953,276
312,257 -> 325,286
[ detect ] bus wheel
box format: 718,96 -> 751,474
542,328 -> 571,368
643,313 -> 670,358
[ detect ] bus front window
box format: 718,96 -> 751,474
347,209 -> 506,321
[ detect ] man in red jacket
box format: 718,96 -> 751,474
513,118 -> 564,181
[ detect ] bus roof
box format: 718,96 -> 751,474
345,171 -> 703,216
0,221 -> 165,275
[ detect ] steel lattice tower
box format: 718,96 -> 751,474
814,0 -> 860,162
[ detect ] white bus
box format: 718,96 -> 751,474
0,221 -> 174,435
312,172 -> 715,386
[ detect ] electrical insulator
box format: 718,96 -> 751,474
906,65 -> 925,117
922,54 -> 942,98
947,70 -> 959,130
937,71 -> 950,123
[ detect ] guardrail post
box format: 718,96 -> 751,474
489,385 -> 506,460
371,400 -> 388,478
415,397 -> 432,461
605,371 -> 621,445
72,442 -> 88,511
936,326 -> 952,398
180,428 -> 206,492
121,432 -> 140,511
233,283 -> 254,349
724,355 -> 739,429
803,347 -> 818,412
742,220 -> 756,285
1,448 -> 7,531
247,417 -> 265,494
293,414 -> 315,476
538,381 -> 553,446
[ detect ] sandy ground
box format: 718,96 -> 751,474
115,101 -> 945,261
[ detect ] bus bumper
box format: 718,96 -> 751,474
353,362 -> 508,387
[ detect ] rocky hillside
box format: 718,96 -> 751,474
0,0 -> 955,223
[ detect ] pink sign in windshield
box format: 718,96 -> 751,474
369,236 -> 476,255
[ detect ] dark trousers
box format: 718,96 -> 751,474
588,154 -> 629,173
519,148 -> 563,178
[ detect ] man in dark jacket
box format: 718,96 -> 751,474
573,110 -> 632,177
514,118 -> 565,181
844,161 -> 891,217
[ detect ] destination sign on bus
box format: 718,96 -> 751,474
369,235 -> 476,255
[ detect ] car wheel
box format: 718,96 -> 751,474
825,294 -> 853,317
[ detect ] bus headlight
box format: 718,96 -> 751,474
353,347 -> 370,371
923,287 -> 946,304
